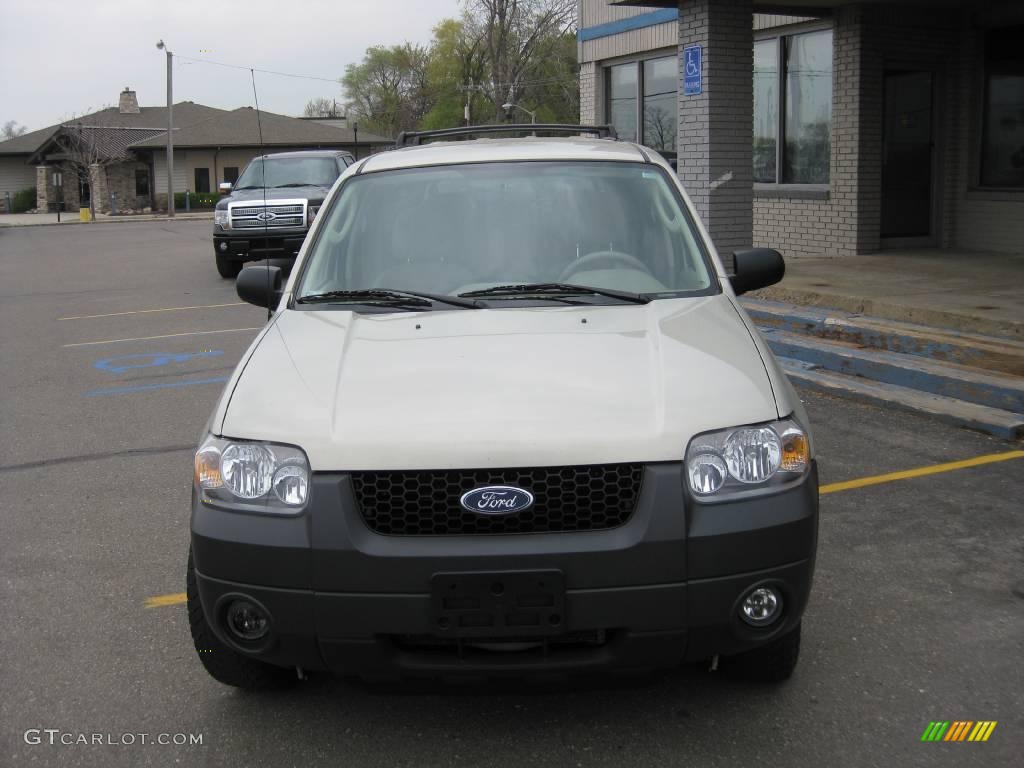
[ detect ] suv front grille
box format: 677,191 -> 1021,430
229,200 -> 306,229
351,464 -> 643,536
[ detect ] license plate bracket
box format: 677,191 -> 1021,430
430,570 -> 565,638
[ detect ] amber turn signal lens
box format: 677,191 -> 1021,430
194,446 -> 223,489
780,431 -> 809,472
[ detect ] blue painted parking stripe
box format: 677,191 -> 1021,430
85,376 -> 229,397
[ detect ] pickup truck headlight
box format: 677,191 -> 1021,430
194,435 -> 310,513
214,209 -> 229,229
685,418 -> 809,501
307,205 -> 320,226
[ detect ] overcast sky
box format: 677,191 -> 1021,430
1,0 -> 463,131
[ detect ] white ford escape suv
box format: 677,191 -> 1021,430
189,125 -> 818,690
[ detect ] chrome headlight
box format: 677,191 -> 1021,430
194,435 -> 310,514
685,418 -> 810,502
214,209 -> 229,228
307,205 -> 320,226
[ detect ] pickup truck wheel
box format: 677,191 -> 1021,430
719,622 -> 801,683
215,253 -> 242,279
186,549 -> 296,690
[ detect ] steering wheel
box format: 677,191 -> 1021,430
557,250 -> 654,282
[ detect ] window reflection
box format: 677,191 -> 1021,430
643,57 -> 677,152
783,30 -> 832,184
981,25 -> 1024,188
753,39 -> 779,183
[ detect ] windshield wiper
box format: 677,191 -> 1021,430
458,282 -> 649,304
274,183 -> 320,188
232,185 -> 263,190
296,288 -> 480,310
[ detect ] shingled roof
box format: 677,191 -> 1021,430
128,107 -> 392,149
0,102 -> 228,157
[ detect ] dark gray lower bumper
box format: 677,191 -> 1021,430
213,233 -> 305,259
190,463 -> 818,679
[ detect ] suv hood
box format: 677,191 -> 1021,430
216,184 -> 330,209
218,295 -> 780,470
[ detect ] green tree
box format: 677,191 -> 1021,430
422,18 -> 489,130
342,44 -> 433,138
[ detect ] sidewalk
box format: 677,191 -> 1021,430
753,248 -> 1024,340
0,210 -> 214,227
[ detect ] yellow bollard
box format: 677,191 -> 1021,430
79,206 -> 91,222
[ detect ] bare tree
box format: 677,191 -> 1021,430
52,124 -> 117,222
2,120 -> 28,140
464,0 -> 576,121
303,97 -> 341,118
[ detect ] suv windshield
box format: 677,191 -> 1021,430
235,157 -> 340,189
296,161 -> 714,302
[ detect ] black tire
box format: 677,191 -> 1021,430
215,252 -> 242,279
719,622 -> 801,683
186,549 -> 295,690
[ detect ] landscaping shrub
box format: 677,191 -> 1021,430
173,191 -> 218,209
10,187 -> 35,213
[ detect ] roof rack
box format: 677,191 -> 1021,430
395,124 -> 618,147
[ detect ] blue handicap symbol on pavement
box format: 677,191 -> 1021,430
93,350 -> 224,373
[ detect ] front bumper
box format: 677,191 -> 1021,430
191,462 -> 818,679
213,231 -> 306,260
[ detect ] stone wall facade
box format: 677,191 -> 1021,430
102,161 -> 150,213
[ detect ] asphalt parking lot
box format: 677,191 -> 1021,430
1,220 -> 1021,768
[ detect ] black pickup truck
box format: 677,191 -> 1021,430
212,150 -> 354,278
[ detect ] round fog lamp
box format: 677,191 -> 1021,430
740,587 -> 782,627
272,464 -> 309,506
219,242 -> 228,252
688,453 -> 727,495
226,599 -> 270,641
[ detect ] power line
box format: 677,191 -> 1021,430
175,54 -> 576,90
175,55 -> 342,85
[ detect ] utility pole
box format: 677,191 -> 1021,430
458,81 -> 476,126
156,40 -> 174,217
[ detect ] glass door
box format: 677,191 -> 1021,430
881,70 -> 934,239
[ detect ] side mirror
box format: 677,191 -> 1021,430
730,248 -> 785,295
218,182 -> 232,194
236,265 -> 283,309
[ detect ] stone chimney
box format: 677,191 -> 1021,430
118,87 -> 140,114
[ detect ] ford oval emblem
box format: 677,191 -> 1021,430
460,485 -> 535,516
256,211 -> 276,222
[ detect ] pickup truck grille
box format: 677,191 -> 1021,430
351,464 -> 643,536
228,200 -> 306,229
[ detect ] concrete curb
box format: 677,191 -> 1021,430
0,214 -> 214,229
751,285 -> 1023,341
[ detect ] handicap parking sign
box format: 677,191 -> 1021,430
684,45 -> 702,96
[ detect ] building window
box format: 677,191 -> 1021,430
980,25 -> 1024,188
606,54 -> 677,154
135,169 -> 149,197
194,168 -> 210,194
754,28 -> 832,185
223,166 -> 239,184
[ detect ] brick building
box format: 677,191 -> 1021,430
579,0 -> 1024,257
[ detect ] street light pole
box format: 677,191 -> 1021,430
502,102 -> 537,124
157,40 -> 174,217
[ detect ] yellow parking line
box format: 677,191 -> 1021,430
60,302 -> 246,321
819,450 -> 1024,495
63,327 -> 261,347
145,592 -> 187,608
144,449 -> 1024,609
